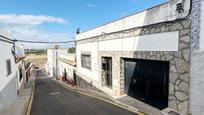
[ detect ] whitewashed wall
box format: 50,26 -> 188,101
0,36 -> 18,107
76,0 -> 190,98
58,60 -> 75,81
76,0 -> 190,40
190,0 -> 204,115
0,42 -> 17,92
190,51 -> 204,115
46,49 -> 67,77
99,31 -> 179,51
76,42 -> 100,82
76,31 -> 179,97
200,0 -> 204,51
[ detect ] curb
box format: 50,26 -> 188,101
55,80 -> 147,115
25,79 -> 35,115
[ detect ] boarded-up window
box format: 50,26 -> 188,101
6,59 -> 12,76
81,54 -> 91,69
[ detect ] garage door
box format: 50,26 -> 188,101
124,58 -> 169,109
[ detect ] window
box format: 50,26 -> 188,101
81,54 -> 91,69
6,59 -> 12,76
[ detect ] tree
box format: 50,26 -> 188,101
68,47 -> 76,54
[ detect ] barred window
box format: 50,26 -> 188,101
6,59 -> 12,76
81,54 -> 91,70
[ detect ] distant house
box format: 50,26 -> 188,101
45,48 -> 68,77
57,54 -> 76,86
0,30 -> 25,107
75,0 -> 204,114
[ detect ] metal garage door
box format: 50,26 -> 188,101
124,58 -> 169,110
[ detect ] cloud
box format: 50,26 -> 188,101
0,14 -> 67,26
10,27 -> 74,49
131,0 -> 140,4
0,14 -> 73,49
86,3 -> 95,8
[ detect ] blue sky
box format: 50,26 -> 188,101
0,0 -> 167,49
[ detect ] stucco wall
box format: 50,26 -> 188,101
0,76 -> 17,107
0,36 -> 18,107
98,31 -> 179,51
190,51 -> 204,115
76,0 -> 192,113
76,0 -> 191,40
76,42 -> 100,82
200,0 -> 204,51
46,49 -> 67,76
189,0 -> 204,114
76,19 -> 191,113
58,60 -> 75,81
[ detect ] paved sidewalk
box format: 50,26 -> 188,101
118,96 -> 162,115
56,80 -> 184,115
0,88 -> 32,115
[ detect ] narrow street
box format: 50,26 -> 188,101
30,70 -> 136,115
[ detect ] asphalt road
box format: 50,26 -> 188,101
31,70 -> 136,115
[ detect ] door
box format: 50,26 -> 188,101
102,57 -> 112,88
64,69 -> 67,81
124,58 -> 169,110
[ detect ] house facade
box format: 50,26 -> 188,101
57,54 -> 76,86
0,31 -> 25,107
75,0 -> 201,114
45,48 -> 68,77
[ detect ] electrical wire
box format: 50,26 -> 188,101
0,34 -> 75,44
15,39 -> 75,44
0,35 -> 15,41
0,35 -> 15,44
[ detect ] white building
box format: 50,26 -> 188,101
189,0 -> 204,114
75,0 -> 201,114
57,54 -> 76,85
0,31 -> 25,107
45,48 -> 68,77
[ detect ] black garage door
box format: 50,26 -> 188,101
124,58 -> 169,110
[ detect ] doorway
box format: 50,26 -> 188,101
124,58 -> 169,109
102,57 -> 112,88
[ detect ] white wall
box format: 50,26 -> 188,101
99,31 -> 179,51
58,60 -> 75,81
46,49 -> 67,77
76,31 -> 179,97
190,51 -> 204,115
76,0 -> 190,40
76,42 -> 100,82
0,37 -> 18,107
189,1 -> 204,114
0,40 -> 17,92
200,0 -> 204,51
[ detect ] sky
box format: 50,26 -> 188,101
0,0 -> 167,49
